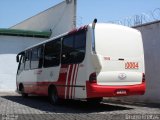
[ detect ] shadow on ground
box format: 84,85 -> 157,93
104,99 -> 160,109
2,95 -> 132,113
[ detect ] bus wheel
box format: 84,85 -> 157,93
87,98 -> 103,104
49,86 -> 59,105
20,85 -> 28,98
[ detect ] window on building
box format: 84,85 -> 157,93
44,39 -> 61,68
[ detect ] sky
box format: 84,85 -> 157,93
0,0 -> 160,28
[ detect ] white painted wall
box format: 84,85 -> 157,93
11,0 -> 76,38
0,36 -> 45,91
0,0 -> 76,91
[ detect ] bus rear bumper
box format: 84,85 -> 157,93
86,81 -> 146,98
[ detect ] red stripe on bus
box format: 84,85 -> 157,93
57,64 -> 69,98
72,64 -> 78,99
69,64 -> 75,99
68,64 -> 75,99
73,64 -> 79,99
70,64 -> 77,99
66,65 -> 73,99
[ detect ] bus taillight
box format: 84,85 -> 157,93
89,72 -> 97,83
142,73 -> 145,82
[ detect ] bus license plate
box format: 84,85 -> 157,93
116,90 -> 127,95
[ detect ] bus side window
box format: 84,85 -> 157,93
74,31 -> 86,63
62,36 -> 74,64
44,39 -> 61,68
38,46 -> 44,68
31,46 -> 44,69
17,54 -> 25,74
62,31 -> 86,64
24,50 -> 31,70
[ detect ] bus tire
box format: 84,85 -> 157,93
19,84 -> 28,98
48,86 -> 59,105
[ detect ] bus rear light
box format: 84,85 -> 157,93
142,73 -> 145,82
89,72 -> 97,83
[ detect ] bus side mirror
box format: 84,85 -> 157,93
16,56 -> 19,62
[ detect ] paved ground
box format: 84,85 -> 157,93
0,92 -> 160,120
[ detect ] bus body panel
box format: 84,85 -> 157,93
36,66 -> 60,95
85,24 -> 145,98
86,81 -> 145,98
88,24 -> 145,86
17,70 -> 37,94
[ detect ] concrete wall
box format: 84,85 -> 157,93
11,0 -> 76,38
134,21 -> 160,103
0,36 -> 46,91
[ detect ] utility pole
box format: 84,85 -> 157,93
73,0 -> 77,28
66,0 -> 76,28
66,0 -> 72,4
